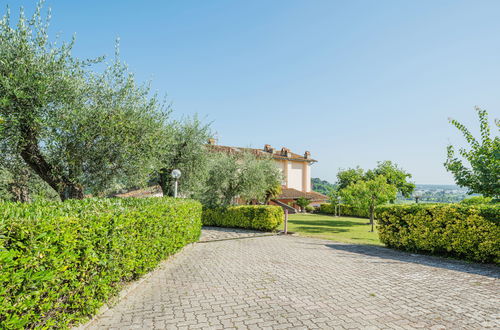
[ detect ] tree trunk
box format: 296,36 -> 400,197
158,168 -> 174,196
19,126 -> 84,201
369,209 -> 374,232
9,182 -> 31,203
8,167 -> 31,203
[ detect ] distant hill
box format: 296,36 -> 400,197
414,184 -> 467,192
311,178 -> 336,195
312,178 -> 473,203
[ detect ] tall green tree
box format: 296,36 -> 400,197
445,107 -> 499,199
336,167 -> 364,190
365,161 -> 415,199
340,175 -> 397,232
0,2 -> 168,200
158,117 -> 211,197
337,162 -> 414,201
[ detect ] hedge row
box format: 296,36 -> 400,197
318,203 -> 370,218
0,197 -> 202,329
376,203 -> 500,263
202,205 -> 284,231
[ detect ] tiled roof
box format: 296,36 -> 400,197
207,145 -> 317,163
276,187 -> 329,201
114,185 -> 163,198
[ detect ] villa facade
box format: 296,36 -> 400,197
207,141 -> 329,211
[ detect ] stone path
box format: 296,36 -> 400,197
84,228 -> 500,329
199,227 -> 276,242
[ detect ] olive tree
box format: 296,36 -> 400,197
0,2 -> 168,200
445,107 -> 499,199
200,151 -> 282,207
158,116 -> 211,197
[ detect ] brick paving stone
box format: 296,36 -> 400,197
82,228 -> 500,329
199,227 -> 275,242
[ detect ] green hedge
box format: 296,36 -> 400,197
318,203 -> 370,218
0,197 -> 202,329
202,205 -> 284,231
376,203 -> 500,263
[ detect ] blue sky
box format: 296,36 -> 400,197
10,0 -> 500,184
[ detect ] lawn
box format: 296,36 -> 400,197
279,213 -> 382,245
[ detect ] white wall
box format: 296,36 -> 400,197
303,162 -> 311,192
288,161 -> 303,191
273,159 -> 312,192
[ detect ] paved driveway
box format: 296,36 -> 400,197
85,229 -> 499,329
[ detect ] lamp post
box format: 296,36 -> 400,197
413,191 -> 423,204
171,169 -> 181,198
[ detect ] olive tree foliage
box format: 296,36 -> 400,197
0,2 -> 169,200
158,116 -> 211,197
200,152 -> 283,208
340,175 -> 397,232
444,107 -> 499,199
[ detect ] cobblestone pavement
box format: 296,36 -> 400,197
85,230 -> 499,330
199,227 -> 276,242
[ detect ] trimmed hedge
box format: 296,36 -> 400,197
318,203 -> 370,218
376,203 -> 500,263
0,197 -> 202,329
202,205 -> 284,231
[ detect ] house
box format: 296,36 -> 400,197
207,140 -> 329,212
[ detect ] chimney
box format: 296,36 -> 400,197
281,147 -> 291,158
264,144 -> 275,154
207,138 -> 216,145
304,151 -> 311,159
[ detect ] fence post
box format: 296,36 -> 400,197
284,209 -> 288,234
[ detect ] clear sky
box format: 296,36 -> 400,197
10,0 -> 500,184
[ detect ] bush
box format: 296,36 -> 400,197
460,196 -> 493,205
318,203 -> 370,218
0,197 -> 202,329
376,203 -> 500,263
305,205 -> 314,213
202,205 -> 284,231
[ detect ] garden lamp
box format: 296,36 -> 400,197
171,169 -> 181,198
413,191 -> 423,204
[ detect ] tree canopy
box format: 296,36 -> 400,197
336,167 -> 364,190
0,2 -> 169,200
365,161 -> 415,199
336,161 -> 415,201
157,116 -> 211,197
200,151 -> 282,208
340,175 -> 397,231
444,107 -> 499,199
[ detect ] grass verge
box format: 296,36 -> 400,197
279,213 -> 382,245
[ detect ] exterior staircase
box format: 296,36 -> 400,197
272,199 -> 297,214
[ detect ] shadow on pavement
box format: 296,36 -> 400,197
323,242 -> 500,279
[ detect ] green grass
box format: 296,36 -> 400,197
279,213 -> 382,246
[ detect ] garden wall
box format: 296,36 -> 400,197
0,197 -> 202,329
376,203 -> 499,263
